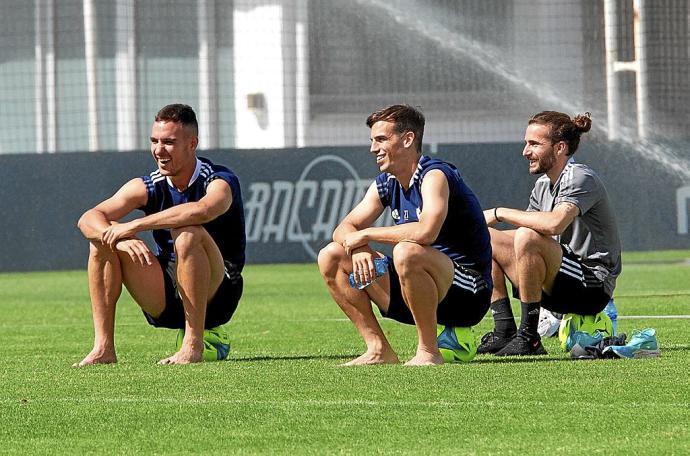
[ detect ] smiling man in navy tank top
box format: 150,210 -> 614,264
75,104 -> 245,366
318,105 -> 492,365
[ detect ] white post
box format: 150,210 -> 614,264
603,0 -> 622,140
634,0 -> 649,139
234,0 -> 299,148
115,0 -> 138,150
198,0 -> 219,150
294,0 -> 309,148
83,0 -> 100,151
34,0 -> 57,153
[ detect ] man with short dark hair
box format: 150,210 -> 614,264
75,104 -> 245,366
318,104 -> 492,365
479,111 -> 621,356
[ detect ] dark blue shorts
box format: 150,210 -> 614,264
380,256 -> 491,328
144,256 -> 243,329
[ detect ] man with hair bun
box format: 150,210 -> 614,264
479,111 -> 622,356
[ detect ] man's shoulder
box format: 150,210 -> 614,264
141,169 -> 165,190
562,162 -> 602,189
199,156 -> 234,175
420,155 -> 456,172
419,156 -> 460,183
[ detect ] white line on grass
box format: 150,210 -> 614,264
251,315 -> 690,323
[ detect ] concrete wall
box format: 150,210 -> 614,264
1,142 -> 688,272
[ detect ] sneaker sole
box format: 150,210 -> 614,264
609,348 -> 661,359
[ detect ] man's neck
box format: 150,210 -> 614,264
167,157 -> 200,192
394,153 -> 423,191
546,159 -> 568,185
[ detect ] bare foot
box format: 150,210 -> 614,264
73,348 -> 117,367
157,348 -> 203,365
341,350 -> 399,366
404,351 -> 444,366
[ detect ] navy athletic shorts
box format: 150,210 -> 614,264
380,256 -> 491,327
144,256 -> 243,329
512,245 -> 610,315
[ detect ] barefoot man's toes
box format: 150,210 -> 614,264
341,350 -> 399,366
404,352 -> 444,366
157,349 -> 203,365
73,349 -> 117,368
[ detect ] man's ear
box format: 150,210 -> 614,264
555,140 -> 568,156
402,131 -> 415,149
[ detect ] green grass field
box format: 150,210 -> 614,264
1,251 -> 689,454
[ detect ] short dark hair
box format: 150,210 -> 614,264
155,104 -> 198,136
528,111 -> 592,156
366,104 -> 425,152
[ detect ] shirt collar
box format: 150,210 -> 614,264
166,158 -> 202,190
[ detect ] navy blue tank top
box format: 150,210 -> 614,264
140,156 -> 246,270
376,155 -> 492,286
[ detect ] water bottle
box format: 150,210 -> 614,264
349,257 -> 389,290
604,298 -> 618,335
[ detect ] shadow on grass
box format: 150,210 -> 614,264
657,345 -> 689,352
232,354 -> 359,362
472,355 -> 573,364
232,353 -> 580,364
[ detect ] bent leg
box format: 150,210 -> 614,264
77,239 -> 166,366
317,242 -> 399,365
393,242 -> 454,366
74,242 -> 125,367
488,228 -> 518,300
158,225 -> 226,365
508,226 -> 563,345
513,227 -> 563,302
478,229 -> 519,354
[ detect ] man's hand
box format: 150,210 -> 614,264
350,247 -> 376,288
102,221 -> 138,249
114,238 -> 153,266
342,231 -> 368,256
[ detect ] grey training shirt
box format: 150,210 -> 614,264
528,162 -> 622,296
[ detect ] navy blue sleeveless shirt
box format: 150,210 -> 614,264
375,155 -> 492,286
140,157 -> 246,270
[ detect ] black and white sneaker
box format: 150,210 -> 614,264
477,331 -> 515,354
494,333 -> 547,356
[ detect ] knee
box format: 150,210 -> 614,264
317,242 -> 346,276
513,227 -> 543,256
172,226 -> 206,258
89,241 -> 114,260
392,242 -> 425,278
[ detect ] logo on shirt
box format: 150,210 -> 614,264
391,209 -> 400,220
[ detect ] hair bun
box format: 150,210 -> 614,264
573,112 -> 592,133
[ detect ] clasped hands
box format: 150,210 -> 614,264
101,222 -> 152,266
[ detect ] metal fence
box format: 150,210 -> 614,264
1,0 -> 688,154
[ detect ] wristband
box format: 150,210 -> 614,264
494,207 -> 501,223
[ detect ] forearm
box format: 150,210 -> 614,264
130,202 -> 216,233
77,209 -> 112,242
359,222 -> 436,246
333,222 -> 359,245
493,207 -> 564,236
